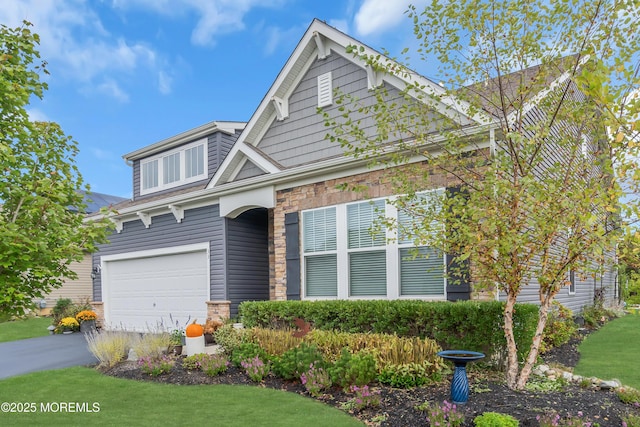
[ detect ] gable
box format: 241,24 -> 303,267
210,20 -> 486,189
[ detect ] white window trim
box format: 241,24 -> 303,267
301,192 -> 447,301
140,138 -> 208,196
568,269 -> 576,295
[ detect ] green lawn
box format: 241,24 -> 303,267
0,367 -> 362,426
0,317 -> 51,343
575,314 -> 640,389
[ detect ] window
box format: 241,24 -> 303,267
347,200 -> 386,296
301,193 -> 446,300
303,207 -> 337,297
317,72 -> 332,107
568,269 -> 576,295
140,139 -> 207,195
142,160 -> 158,190
186,144 -> 204,178
163,152 -> 181,185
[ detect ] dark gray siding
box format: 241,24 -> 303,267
225,208 -> 270,317
92,205 -> 225,302
256,54 -> 447,168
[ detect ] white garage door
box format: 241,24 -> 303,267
102,245 -> 209,332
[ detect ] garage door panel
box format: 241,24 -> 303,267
104,249 -> 209,332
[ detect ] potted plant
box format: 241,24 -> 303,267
168,329 -> 184,355
75,310 -> 98,334
58,317 -> 79,334
203,318 -> 223,344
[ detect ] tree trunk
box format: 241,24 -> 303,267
515,295 -> 553,389
503,292 -> 520,389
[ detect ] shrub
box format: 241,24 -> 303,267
623,414 -> 640,427
537,412 -> 598,427
213,323 -> 248,354
239,300 -> 538,363
200,353 -> 230,377
182,353 -> 210,371
378,362 -> 439,388
300,363 -> 332,396
305,329 -> 443,371
138,355 -> 175,376
329,348 -> 377,389
541,302 -> 577,353
272,342 -> 325,380
582,304 -> 616,329
419,400 -> 465,427
474,412 -> 519,427
617,386 -> 640,405
240,355 -> 270,382
85,330 -> 134,368
341,385 -> 380,411
248,327 -> 302,356
231,342 -> 270,367
132,332 -> 172,359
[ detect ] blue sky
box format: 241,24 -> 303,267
1,0 -> 430,198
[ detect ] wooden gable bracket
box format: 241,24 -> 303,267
271,96 -> 289,121
136,211 -> 152,229
111,218 -> 123,234
366,64 -> 383,90
168,204 -> 184,223
313,31 -> 330,60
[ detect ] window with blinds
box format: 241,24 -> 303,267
302,207 -> 337,297
301,193 -> 446,300
347,200 -> 386,296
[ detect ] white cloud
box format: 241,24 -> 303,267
111,0 -> 286,46
158,70 -> 172,95
262,25 -> 304,56
0,0 -> 166,101
354,0 -> 426,36
96,78 -> 129,103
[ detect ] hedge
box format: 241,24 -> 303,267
238,300 -> 538,362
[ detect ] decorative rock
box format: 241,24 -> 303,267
562,371 -> 574,381
572,375 -> 583,383
599,380 -> 621,390
127,348 -> 138,362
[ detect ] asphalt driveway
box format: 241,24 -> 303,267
0,333 -> 98,379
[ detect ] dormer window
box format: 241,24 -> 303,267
140,139 -> 208,195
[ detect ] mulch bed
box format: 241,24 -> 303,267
103,331 -> 639,426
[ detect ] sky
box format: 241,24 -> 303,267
1,0 -> 431,199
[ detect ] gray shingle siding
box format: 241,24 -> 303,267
93,205 -> 225,303
225,208 -> 270,317
256,54 -> 443,168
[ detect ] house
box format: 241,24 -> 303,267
38,191 -> 127,315
91,19 -> 617,331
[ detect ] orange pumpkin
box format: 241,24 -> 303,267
185,322 -> 204,337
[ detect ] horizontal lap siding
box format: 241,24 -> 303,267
225,209 -> 270,317
93,205 -> 224,302
45,255 -> 93,307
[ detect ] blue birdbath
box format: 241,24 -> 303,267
437,350 -> 485,405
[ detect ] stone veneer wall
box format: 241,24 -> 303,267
270,161 -> 457,302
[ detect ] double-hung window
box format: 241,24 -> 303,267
397,193 -> 445,296
347,200 -> 387,296
302,207 -> 338,297
301,192 -> 446,300
140,139 -> 208,195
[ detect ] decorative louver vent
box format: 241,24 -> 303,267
317,71 -> 332,107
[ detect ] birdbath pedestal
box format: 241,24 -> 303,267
437,350 -> 485,405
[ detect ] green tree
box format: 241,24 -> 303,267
323,1 -> 639,389
0,21 -> 112,316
